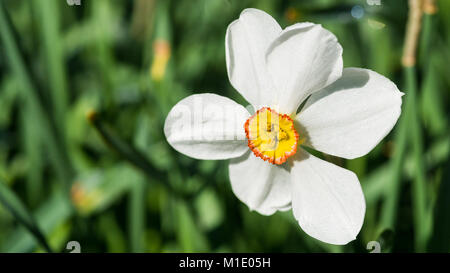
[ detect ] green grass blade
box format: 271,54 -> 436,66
428,159 -> 450,252
128,178 -> 146,252
0,178 -> 52,252
0,1 -> 73,187
406,66 -> 428,252
379,97 -> 409,232
2,190 -> 73,252
31,0 -> 69,140
21,108 -> 44,206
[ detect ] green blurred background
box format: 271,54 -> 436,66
0,0 -> 449,253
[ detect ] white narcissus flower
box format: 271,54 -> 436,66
164,8 -> 403,245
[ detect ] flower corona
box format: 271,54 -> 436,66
245,107 -> 299,164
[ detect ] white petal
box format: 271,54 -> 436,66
297,68 -> 403,159
291,150 -> 365,245
229,151 -> 291,215
225,8 -> 281,107
164,93 -> 250,160
266,23 -> 343,114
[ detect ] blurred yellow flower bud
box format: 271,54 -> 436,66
71,182 -> 102,214
150,40 -> 171,81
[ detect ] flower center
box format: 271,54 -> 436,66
244,107 -> 299,164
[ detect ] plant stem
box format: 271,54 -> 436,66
402,0 -> 428,252
380,98 -> 409,229
402,0 -> 423,68
88,110 -> 208,200
88,109 -> 217,201
406,66 -> 428,252
87,111 -> 165,180
380,2 -> 427,251
419,0 -> 437,66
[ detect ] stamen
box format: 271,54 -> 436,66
244,107 -> 299,165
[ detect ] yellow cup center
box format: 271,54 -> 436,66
244,107 -> 299,164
